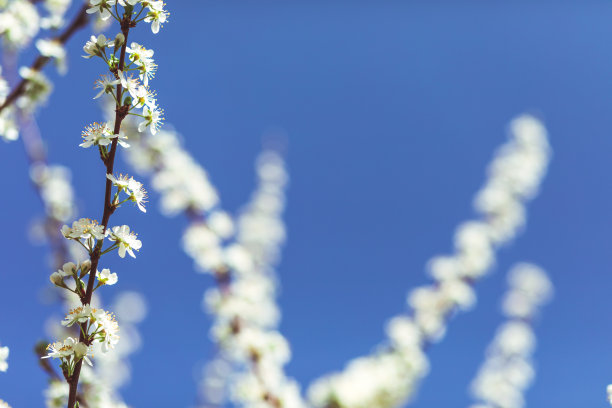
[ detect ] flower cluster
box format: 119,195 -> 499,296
37,38 -> 67,74
42,337 -> 92,376
0,0 -> 72,50
61,305 -> 120,352
306,115 -> 551,408
61,218 -> 141,258
43,291 -> 147,408
469,263 -> 552,408
17,66 -> 52,112
0,0 -> 79,143
40,0 -> 73,30
107,173 -> 148,213
80,122 -> 129,149
61,219 -> 105,252
0,0 -> 40,49
122,126 -> 220,215
218,152 -> 306,408
30,163 -> 76,223
120,124 -> 302,407
87,0 -> 168,34
50,261 -> 119,297
85,8 -> 166,136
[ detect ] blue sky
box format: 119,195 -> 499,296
1,0 -> 612,406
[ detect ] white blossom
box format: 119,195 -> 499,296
107,225 -> 142,258
62,218 -> 105,241
107,173 -> 148,212
83,34 -> 113,58
93,309 -> 120,352
80,122 -> 129,148
143,1 -> 168,34
126,42 -> 157,85
97,268 -> 118,285
138,102 -> 164,134
86,0 -> 117,21
42,337 -> 92,366
93,75 -> 120,99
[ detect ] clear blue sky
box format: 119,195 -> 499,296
1,0 -> 612,406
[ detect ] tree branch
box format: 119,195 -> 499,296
0,4 -> 89,114
66,15 -> 133,408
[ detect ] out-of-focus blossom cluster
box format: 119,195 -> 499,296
0,0 -> 75,142
0,0 -> 40,49
30,163 -> 76,223
206,152 -> 306,408
121,121 -> 304,407
124,126 -> 220,216
306,115 -> 551,408
0,0 -> 72,48
0,65 -> 53,141
469,263 -> 552,408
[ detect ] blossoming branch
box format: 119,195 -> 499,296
307,115 -> 551,408
469,263 -> 553,408
41,1 -> 168,407
0,1 -> 90,141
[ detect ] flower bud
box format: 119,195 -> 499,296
74,342 -> 88,360
114,33 -> 125,48
80,260 -> 92,278
50,272 -> 64,286
62,262 -> 78,277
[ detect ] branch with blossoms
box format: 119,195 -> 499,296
119,120 -> 305,407
40,1 -> 168,407
306,115 -> 551,408
119,108 -> 553,408
469,263 -> 553,408
21,119 -> 146,407
0,1 -> 93,142
0,3 -> 89,115
8,63 -> 146,407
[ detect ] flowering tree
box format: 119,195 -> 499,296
0,2 -> 601,408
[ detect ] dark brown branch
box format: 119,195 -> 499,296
66,14 -> 133,408
0,4 -> 89,114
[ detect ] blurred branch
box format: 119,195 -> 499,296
0,3 -> 89,114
